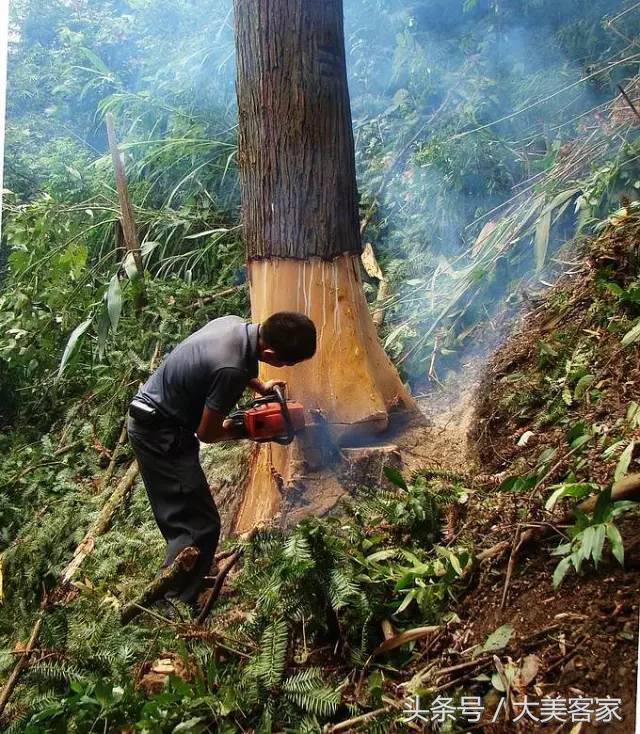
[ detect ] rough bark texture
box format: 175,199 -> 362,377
234,0 -> 361,260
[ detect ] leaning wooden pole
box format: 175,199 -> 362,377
0,616 -> 43,720
106,112 -> 146,310
61,461 -> 139,585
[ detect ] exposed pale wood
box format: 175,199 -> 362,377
234,256 -> 418,533
121,547 -> 200,625
61,461 -> 139,584
0,616 -> 43,719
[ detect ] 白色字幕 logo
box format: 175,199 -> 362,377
402,694 -> 623,726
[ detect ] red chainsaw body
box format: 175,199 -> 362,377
244,399 -> 305,441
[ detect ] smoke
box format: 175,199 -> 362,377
341,0 -> 639,386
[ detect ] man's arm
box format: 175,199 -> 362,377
196,406 -> 245,443
248,377 -> 287,396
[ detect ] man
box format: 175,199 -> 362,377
127,311 -> 316,610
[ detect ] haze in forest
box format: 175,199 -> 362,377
4,0 -> 639,383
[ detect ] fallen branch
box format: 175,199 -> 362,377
61,461 -> 139,585
98,421 -> 128,492
196,550 -> 243,625
191,285 -> 245,310
0,616 -> 43,720
121,546 -> 200,625
323,707 -> 388,733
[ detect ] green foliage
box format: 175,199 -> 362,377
551,489 -> 631,588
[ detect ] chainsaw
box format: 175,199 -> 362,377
227,385 -> 305,445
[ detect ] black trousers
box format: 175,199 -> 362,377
127,415 -> 220,604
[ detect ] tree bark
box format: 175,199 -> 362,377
231,0 -> 420,532
235,0 -> 360,260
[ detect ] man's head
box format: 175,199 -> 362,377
258,312 -> 317,367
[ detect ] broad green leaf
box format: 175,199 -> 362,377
591,525 -> 606,567
366,549 -> 399,563
606,525 -> 625,566
383,466 -> 407,490
567,422 -> 588,443
56,318 -> 93,381
184,228 -> 229,240
107,275 -> 122,332
96,302 -> 110,361
593,487 -> 613,524
482,624 -> 513,653
579,526 -> 596,563
541,188 -> 581,216
545,483 -> 596,512
395,590 -> 416,615
621,319 -> 640,347
534,209 -> 551,273
614,441 -> 634,481
553,557 -> 572,589
570,434 -> 592,451
79,47 -> 112,76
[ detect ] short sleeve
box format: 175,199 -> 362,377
205,367 -> 249,415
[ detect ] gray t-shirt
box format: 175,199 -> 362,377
136,315 -> 260,430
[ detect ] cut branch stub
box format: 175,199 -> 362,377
121,546 -> 200,625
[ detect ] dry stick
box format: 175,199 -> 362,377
500,526 -> 526,611
617,84 -> 640,123
99,421 -> 128,491
191,285 -> 245,310
323,707 -> 388,733
105,111 -> 146,309
196,550 -> 243,625
0,616 -> 43,720
61,461 -> 139,585
121,547 -> 201,625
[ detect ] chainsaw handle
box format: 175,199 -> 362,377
271,385 -> 294,445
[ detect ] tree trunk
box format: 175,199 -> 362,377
231,0 -> 419,532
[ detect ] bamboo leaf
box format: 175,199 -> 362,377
621,319 -> 640,347
56,318 -> 93,381
591,524 -> 606,567
553,557 -> 572,589
107,275 -> 122,332
534,209 -> 551,273
545,483 -> 596,512
615,441 -> 634,481
606,525 -> 625,566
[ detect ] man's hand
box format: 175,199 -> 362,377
197,407 -> 244,443
248,378 -> 287,396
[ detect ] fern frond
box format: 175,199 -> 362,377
256,617 -> 288,689
284,683 -> 340,717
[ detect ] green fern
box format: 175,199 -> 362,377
255,617 -> 289,689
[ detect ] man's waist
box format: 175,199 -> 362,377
129,397 -> 182,428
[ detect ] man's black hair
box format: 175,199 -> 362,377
261,312 -> 317,362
